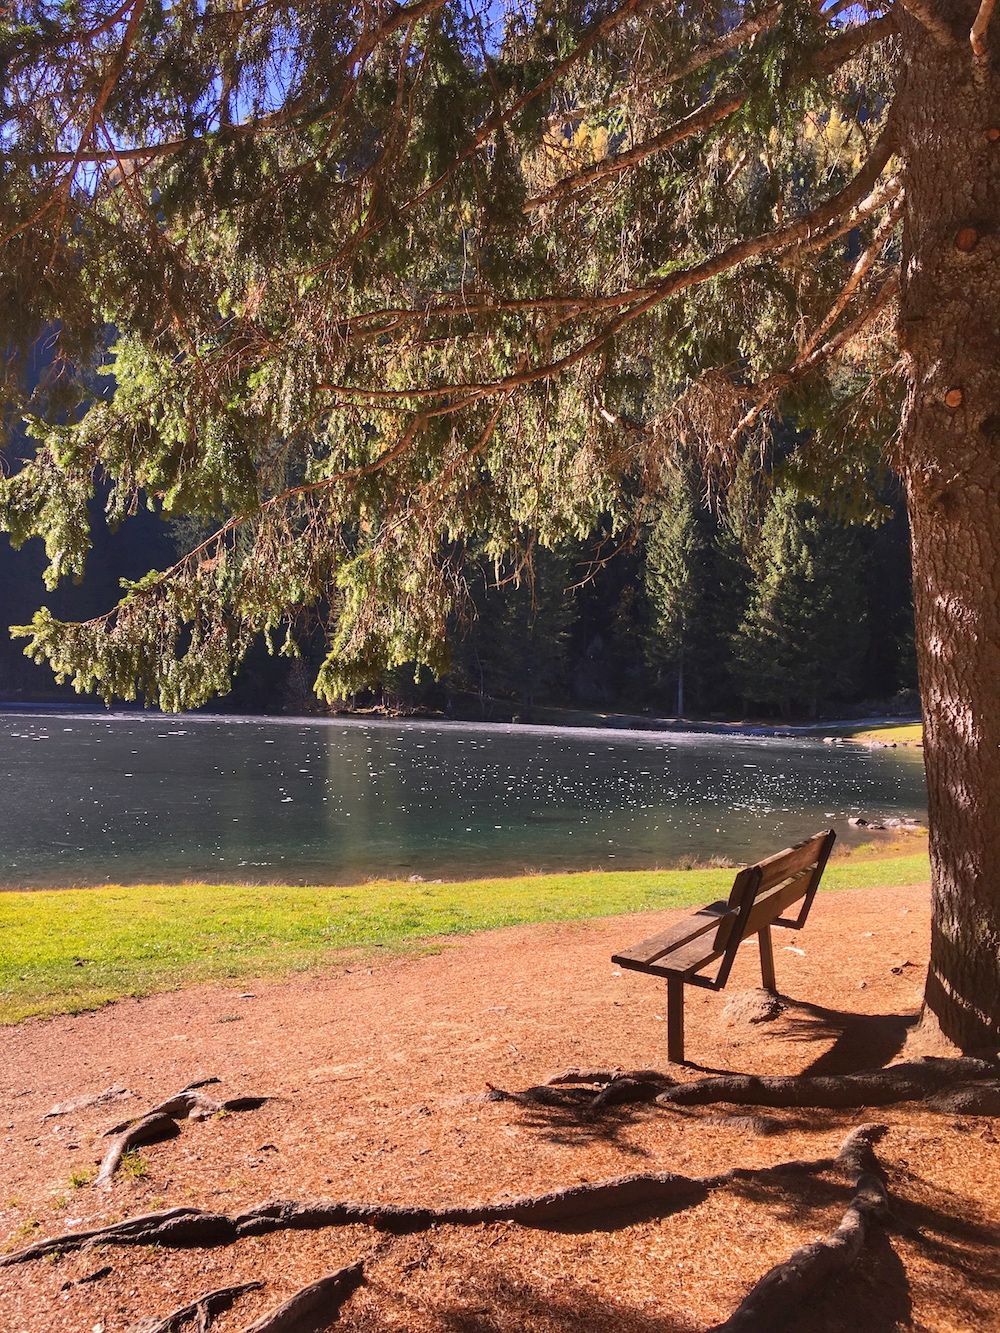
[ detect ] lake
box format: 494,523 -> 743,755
0,711 -> 927,888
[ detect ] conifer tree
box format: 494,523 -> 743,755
457,545 -> 575,714
1,1 -> 998,1046
733,485 -> 870,717
644,460 -> 710,716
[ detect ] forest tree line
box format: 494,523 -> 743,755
1,448 -> 916,722
437,454 -> 916,722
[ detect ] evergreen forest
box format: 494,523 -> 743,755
1,437 -> 916,720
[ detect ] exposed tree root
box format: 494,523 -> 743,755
578,1069 -> 677,1111
44,1085 -> 131,1119
494,1057 -> 999,1115
923,1081 -> 1000,1114
657,1057 -> 998,1110
1,1133 -> 885,1268
5,1127 -> 926,1333
104,1080 -> 270,1136
0,1175 -> 745,1266
96,1113 -> 181,1188
96,1080 -> 270,1184
237,1264 -> 364,1333
0,1207 -> 241,1265
235,1172 -> 711,1236
132,1280 -> 263,1333
710,1126 -> 891,1332
488,1067 -> 677,1112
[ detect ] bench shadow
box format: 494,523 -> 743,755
648,997 -> 918,1080
769,996 -> 918,1075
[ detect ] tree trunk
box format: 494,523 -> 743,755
897,10 -> 1000,1050
676,646 -> 685,718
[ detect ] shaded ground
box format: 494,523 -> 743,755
1,882 -> 997,1332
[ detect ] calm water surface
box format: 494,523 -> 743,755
0,712 -> 927,888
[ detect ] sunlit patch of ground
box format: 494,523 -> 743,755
0,856 -> 929,1023
838,722 -> 924,746
1,881 -> 996,1333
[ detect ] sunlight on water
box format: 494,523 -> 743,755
0,711 -> 927,888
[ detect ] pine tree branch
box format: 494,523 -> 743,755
725,270 -> 900,445
62,385 -> 507,633
63,0 -> 138,46
579,0 -> 783,114
525,93 -> 745,212
60,0 -> 147,174
520,11 -> 893,213
298,0 -> 662,280
789,172 -> 903,260
971,0 -> 997,64
798,194 -> 904,360
406,0 -> 660,207
0,0 -> 147,246
17,0 -> 449,167
670,3 -> 782,75
894,0 -> 958,48
290,169 -> 900,340
810,12 -> 898,74
17,0 -> 894,265
319,117 -> 898,402
815,0 -> 859,21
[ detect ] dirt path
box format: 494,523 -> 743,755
1,882 -> 997,1332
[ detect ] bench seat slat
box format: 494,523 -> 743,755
611,902 -> 731,969
617,936 -> 725,979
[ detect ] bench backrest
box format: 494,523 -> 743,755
712,829 -> 836,987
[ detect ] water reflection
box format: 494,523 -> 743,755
0,712 -> 927,888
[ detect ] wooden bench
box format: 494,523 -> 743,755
611,829 -> 836,1064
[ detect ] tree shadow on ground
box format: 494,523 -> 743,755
722,1155 -> 1000,1331
688,1171 -> 914,1331
497,1096 -> 660,1156
361,1254 -> 696,1333
886,1183 -> 1000,1332
790,1228 -> 913,1333
350,1182 -> 921,1333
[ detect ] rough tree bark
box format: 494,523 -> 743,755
897,7 -> 1000,1051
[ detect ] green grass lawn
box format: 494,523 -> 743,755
0,853 -> 930,1025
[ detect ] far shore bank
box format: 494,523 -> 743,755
0,697 -> 922,743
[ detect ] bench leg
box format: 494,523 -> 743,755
759,925 -> 777,992
666,977 -> 685,1064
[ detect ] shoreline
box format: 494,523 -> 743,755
0,699 -> 922,743
0,826 -> 929,896
0,847 -> 929,1026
